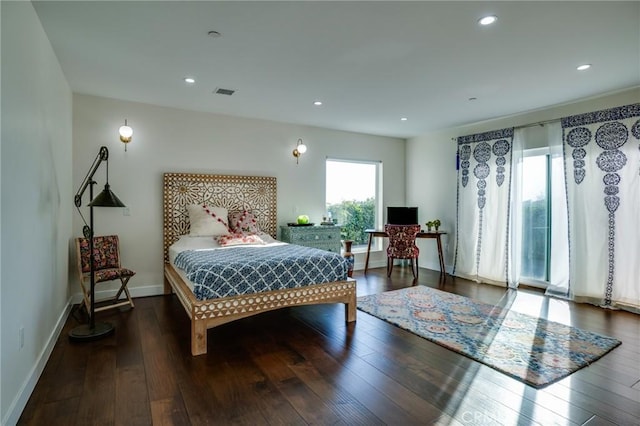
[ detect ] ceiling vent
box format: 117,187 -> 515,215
214,87 -> 236,96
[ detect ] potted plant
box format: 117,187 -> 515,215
425,219 -> 441,232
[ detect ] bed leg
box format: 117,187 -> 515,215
163,277 -> 173,294
345,293 -> 357,323
191,319 -> 207,356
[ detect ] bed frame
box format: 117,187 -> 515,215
163,172 -> 357,356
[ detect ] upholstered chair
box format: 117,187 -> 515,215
385,224 -> 421,278
76,235 -> 135,316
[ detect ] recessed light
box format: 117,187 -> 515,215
400,117 -> 408,121
478,15 -> 497,26
577,64 -> 591,71
313,101 -> 323,106
207,30 -> 222,38
184,77 -> 196,84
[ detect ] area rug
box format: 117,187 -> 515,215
357,286 -> 621,388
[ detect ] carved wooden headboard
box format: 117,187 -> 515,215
163,173 -> 277,263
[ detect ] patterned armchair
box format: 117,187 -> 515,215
385,224 -> 421,278
76,235 -> 135,316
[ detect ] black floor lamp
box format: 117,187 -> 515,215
69,146 -> 126,342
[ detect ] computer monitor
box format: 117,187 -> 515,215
387,207 -> 418,225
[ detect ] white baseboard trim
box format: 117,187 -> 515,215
3,298 -> 73,426
70,283 -> 166,304
357,259 -> 452,275
355,260 -> 386,270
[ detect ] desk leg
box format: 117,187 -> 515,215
436,235 -> 445,275
364,233 -> 374,274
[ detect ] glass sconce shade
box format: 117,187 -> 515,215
292,138 -> 307,164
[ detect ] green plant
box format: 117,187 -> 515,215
327,198 -> 375,245
426,219 -> 441,231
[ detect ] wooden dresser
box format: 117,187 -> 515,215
280,225 -> 342,253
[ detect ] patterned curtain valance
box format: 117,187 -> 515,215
561,103 -> 640,128
457,127 -> 515,145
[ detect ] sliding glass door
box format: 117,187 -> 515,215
521,150 -> 550,283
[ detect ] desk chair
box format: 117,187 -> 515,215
76,235 -> 135,316
385,224 -> 421,278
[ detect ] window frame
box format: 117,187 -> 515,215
325,158 -> 383,253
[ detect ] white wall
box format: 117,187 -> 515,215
72,94 -> 406,297
407,87 -> 640,272
0,2 -> 73,424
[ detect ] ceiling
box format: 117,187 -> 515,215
33,1 -> 640,139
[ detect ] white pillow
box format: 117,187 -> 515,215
187,204 -> 229,237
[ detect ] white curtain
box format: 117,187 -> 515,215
512,123 -> 570,295
561,104 -> 640,311
454,128 -> 515,286
545,122 -> 571,297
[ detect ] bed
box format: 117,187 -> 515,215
163,172 -> 357,355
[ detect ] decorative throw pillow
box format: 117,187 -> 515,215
228,210 -> 260,235
187,204 -> 230,237
217,233 -> 265,247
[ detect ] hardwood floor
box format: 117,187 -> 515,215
19,267 -> 640,425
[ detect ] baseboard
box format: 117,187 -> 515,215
70,283 -> 166,304
356,260 -> 386,270
357,259 -> 451,274
2,298 -> 73,426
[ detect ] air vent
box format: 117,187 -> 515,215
214,88 -> 236,96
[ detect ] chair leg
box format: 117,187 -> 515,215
412,257 -> 419,278
387,257 -> 394,277
114,276 -> 135,308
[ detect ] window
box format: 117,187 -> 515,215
326,159 -> 382,250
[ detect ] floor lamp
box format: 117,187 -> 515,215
69,146 -> 126,342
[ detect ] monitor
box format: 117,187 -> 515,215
387,207 -> 418,225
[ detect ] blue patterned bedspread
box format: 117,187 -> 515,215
173,244 -> 349,300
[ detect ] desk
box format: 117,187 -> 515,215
364,229 -> 446,274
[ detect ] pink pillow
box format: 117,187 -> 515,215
228,210 -> 260,235
216,233 -> 265,247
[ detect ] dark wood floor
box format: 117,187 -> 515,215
19,267 -> 640,425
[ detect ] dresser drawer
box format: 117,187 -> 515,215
280,225 -> 342,253
289,229 -> 339,243
311,242 -> 341,253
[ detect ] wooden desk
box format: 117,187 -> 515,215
364,229 -> 447,274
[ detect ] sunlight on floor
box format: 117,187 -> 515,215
448,365 -> 576,424
508,289 -> 574,326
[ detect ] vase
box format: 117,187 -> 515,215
343,240 -> 355,278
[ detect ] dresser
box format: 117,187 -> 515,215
280,225 -> 342,253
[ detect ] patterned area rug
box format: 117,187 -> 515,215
357,286 -> 621,388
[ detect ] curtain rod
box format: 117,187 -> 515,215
451,118 -> 561,141
513,118 -> 560,130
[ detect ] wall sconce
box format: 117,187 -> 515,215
292,138 -> 307,164
118,119 -> 133,151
